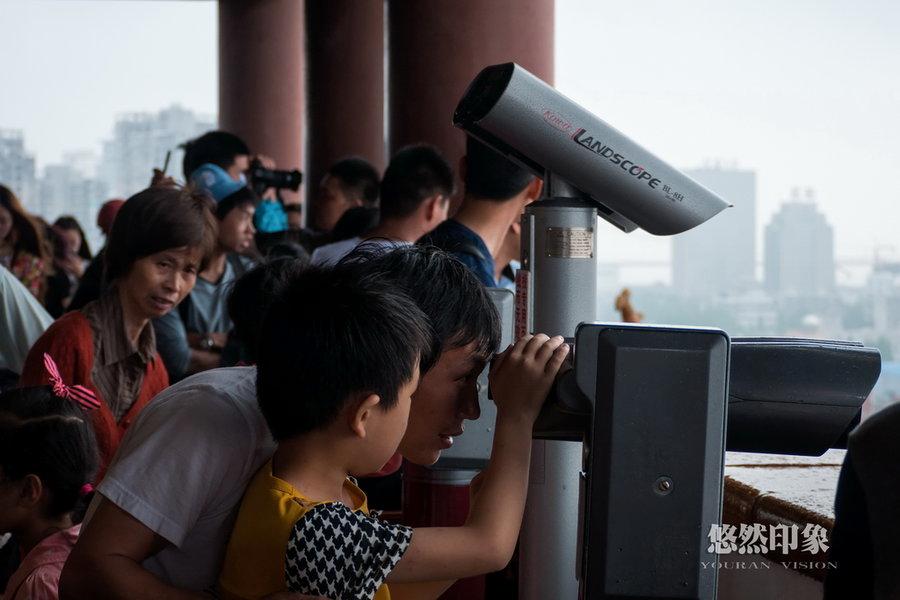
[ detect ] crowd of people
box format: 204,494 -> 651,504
2,128 -> 892,600
0,129 -> 557,600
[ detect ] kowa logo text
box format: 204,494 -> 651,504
573,128 -> 661,189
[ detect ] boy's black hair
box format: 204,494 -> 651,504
327,157 -> 380,206
464,136 -> 535,201
215,186 -> 258,221
379,145 -> 454,221
340,245 -> 501,358
0,386 -> 99,521
182,130 -> 251,179
256,266 -> 438,441
228,257 -> 309,363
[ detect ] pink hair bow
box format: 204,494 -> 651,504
42,353 -> 101,411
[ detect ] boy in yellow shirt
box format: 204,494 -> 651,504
219,263 -> 568,600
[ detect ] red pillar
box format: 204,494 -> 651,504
306,0 -> 385,218
218,0 -> 304,205
388,7 -> 555,598
388,0 -> 554,210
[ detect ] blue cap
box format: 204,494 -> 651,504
190,163 -> 247,202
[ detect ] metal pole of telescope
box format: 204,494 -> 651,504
517,175 -> 601,600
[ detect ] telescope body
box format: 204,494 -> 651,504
454,63 -> 730,236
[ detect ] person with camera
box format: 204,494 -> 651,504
175,131 -> 314,258
168,131 -> 299,233
248,154 -> 304,236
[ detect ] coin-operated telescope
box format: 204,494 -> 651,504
451,63 -> 882,599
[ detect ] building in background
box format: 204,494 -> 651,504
0,131 -> 107,249
38,164 -> 108,251
764,188 -> 835,296
99,105 -> 215,198
63,150 -> 100,180
2,108 -> 214,251
0,129 -> 37,209
672,165 -> 757,296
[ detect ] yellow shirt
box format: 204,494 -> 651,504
219,460 -> 411,600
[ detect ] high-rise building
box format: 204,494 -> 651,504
764,189 -> 835,296
99,105 -> 215,198
672,165 -> 757,296
62,150 -> 100,180
0,129 -> 37,211
38,164 -> 109,251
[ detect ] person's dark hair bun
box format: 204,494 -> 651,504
0,386 -> 100,522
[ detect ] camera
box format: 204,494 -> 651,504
248,159 -> 303,196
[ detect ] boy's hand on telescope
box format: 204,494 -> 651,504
489,333 -> 569,423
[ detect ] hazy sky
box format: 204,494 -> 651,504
558,0 -> 900,278
1,0 -> 217,165
2,0 -> 898,281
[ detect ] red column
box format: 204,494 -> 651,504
218,0 -> 304,205
306,0 -> 385,218
388,0 -> 554,210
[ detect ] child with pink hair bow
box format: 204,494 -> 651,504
0,354 -> 99,600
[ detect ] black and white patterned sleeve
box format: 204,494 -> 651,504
285,503 -> 413,600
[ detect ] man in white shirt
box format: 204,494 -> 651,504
310,145 -> 453,267
60,245 -> 500,600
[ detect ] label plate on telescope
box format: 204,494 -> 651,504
514,269 -> 530,340
545,227 -> 593,258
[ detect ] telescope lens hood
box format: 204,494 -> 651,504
453,63 -> 515,127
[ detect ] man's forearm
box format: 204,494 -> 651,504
60,553 -> 208,600
187,348 -> 222,374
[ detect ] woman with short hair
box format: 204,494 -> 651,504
20,186 -> 218,477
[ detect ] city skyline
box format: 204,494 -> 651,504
0,105 -> 213,252
764,192 -> 836,296
557,0 -> 900,277
2,0 -> 898,278
0,117 -> 878,279
673,166 -> 757,295
0,116 -> 876,295
1,1 -> 898,453
3,92 -> 899,361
